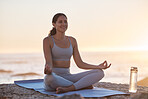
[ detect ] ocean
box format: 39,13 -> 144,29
0,51 -> 148,84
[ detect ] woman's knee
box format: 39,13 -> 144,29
93,69 -> 105,79
44,74 -> 53,84
44,74 -> 55,91
99,69 -> 105,79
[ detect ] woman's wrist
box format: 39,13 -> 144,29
45,63 -> 51,67
44,63 -> 52,74
96,65 -> 101,69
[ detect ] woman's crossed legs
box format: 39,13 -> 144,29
44,69 -> 104,93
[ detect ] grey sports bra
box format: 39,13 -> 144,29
51,36 -> 73,61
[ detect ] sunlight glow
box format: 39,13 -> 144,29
0,0 -> 148,53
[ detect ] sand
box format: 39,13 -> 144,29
138,77 -> 148,87
0,82 -> 148,99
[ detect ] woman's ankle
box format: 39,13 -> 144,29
67,85 -> 76,91
56,85 -> 76,94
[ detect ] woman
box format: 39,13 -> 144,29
43,13 -> 111,94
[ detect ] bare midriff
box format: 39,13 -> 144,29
52,61 -> 70,68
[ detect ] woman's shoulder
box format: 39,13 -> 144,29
43,36 -> 53,44
67,36 -> 77,47
67,36 -> 77,42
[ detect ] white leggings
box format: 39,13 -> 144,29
44,68 -> 104,91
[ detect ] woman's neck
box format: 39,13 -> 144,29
54,32 -> 66,40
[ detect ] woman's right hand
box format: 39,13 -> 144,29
98,60 -> 111,70
44,64 -> 52,74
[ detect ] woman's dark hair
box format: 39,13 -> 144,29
48,13 -> 67,36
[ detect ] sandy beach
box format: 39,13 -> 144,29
138,77 -> 148,87
0,81 -> 148,99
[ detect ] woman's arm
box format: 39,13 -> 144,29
43,37 -> 53,74
72,37 -> 111,70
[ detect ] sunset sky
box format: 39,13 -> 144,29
0,0 -> 148,53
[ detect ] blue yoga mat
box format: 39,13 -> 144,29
14,79 -> 129,97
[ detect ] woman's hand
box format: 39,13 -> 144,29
98,61 -> 111,69
44,64 -> 52,74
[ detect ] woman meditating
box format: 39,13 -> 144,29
43,13 -> 111,94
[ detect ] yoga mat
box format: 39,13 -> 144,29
14,79 -> 129,97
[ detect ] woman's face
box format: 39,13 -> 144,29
53,15 -> 68,33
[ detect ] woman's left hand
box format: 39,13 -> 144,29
98,60 -> 111,69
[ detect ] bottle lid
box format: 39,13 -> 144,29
131,67 -> 138,71
131,67 -> 137,69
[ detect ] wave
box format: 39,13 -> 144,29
0,69 -> 13,73
11,72 -> 41,77
2,61 -> 28,64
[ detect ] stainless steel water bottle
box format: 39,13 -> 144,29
129,67 -> 138,93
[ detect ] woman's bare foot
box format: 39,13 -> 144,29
56,85 -> 93,94
56,87 -> 66,94
56,85 -> 76,94
80,85 -> 93,90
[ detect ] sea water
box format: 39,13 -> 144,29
0,51 -> 148,84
